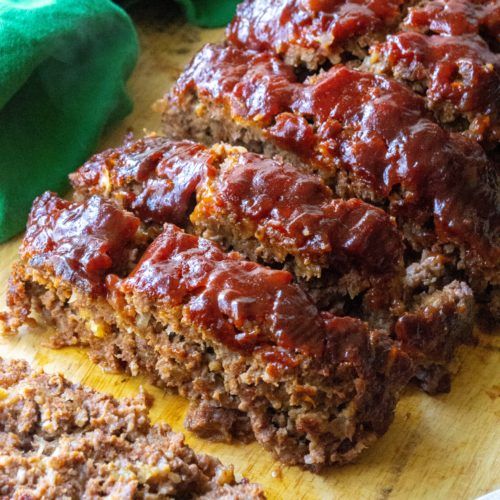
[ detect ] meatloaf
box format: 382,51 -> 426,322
226,0 -> 408,69
161,43 -> 499,315
0,357 -> 264,499
68,135 -> 477,394
6,191 -> 413,470
70,136 -> 405,318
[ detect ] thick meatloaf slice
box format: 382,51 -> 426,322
226,0 -> 408,69
70,136 -> 405,317
368,31 -> 500,144
0,357 -> 264,499
161,43 -> 499,312
6,192 -> 413,470
68,136 -> 476,392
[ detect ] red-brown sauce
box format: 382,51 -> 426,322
173,44 -> 499,266
227,0 -> 404,58
372,32 -> 500,118
119,223 -> 374,358
71,138 -> 215,226
211,152 -> 403,274
404,0 -> 500,39
22,193 -> 139,295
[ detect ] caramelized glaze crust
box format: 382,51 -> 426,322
227,0 -> 407,68
70,138 -> 215,226
20,193 -> 140,295
369,31 -> 500,142
167,44 -> 499,284
404,0 -> 500,39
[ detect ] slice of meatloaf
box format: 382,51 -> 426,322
226,0 -> 408,69
161,43 -> 499,313
70,136 -> 405,318
0,357 -> 264,499
6,192 -> 413,470
368,31 -> 500,143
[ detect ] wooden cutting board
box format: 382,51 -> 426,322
1,16 -> 499,500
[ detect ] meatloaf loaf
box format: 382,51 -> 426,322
67,135 -> 476,394
0,357 -> 264,499
161,43 -> 499,316
6,191 -> 413,470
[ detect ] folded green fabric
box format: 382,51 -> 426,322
0,0 -> 139,243
176,0 -> 241,27
119,0 -> 240,28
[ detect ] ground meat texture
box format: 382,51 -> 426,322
368,31 -> 500,143
162,43 -> 499,307
396,280 -> 475,393
6,196 -> 413,470
226,0 -> 408,69
0,357 -> 264,500
71,137 -> 405,317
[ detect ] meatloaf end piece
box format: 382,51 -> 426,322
0,357 -> 264,499
6,194 -> 413,471
71,136 -> 405,318
226,0 -> 408,69
368,31 -> 500,144
162,43 -> 499,313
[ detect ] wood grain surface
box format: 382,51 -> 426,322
1,13 -> 499,500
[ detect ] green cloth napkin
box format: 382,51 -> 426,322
120,1 -> 241,28
176,0 -> 241,27
0,0 -> 139,243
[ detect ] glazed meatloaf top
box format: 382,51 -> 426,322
403,0 -> 500,39
19,192 -> 141,296
192,147 -> 403,278
71,137 -> 404,282
168,43 -> 500,273
115,222 -> 381,362
227,0 -> 407,68
70,139 -> 217,227
369,31 -> 500,140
